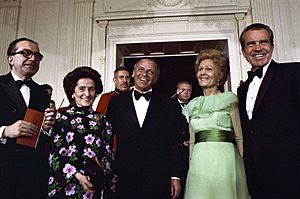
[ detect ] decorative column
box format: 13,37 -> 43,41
251,0 -> 274,25
250,0 -> 279,60
0,0 -> 20,74
92,20 -> 109,91
251,0 -> 297,62
72,0 -> 94,67
235,13 -> 251,81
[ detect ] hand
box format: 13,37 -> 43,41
42,107 -> 56,131
3,120 -> 38,138
177,89 -> 184,95
170,179 -> 181,199
182,141 -> 189,147
75,172 -> 95,193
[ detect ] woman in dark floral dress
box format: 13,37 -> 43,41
48,67 -> 116,198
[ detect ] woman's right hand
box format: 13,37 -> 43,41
75,172 -> 95,193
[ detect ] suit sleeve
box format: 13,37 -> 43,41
106,96 -> 115,128
292,64 -> 300,112
230,101 -> 244,157
168,101 -> 183,178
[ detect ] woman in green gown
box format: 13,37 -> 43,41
183,49 -> 249,199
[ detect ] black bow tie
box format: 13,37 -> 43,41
134,90 -> 152,101
15,79 -> 34,89
180,102 -> 187,107
247,68 -> 263,80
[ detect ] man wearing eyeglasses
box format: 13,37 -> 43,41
0,37 -> 55,199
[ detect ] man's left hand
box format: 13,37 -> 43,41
42,107 -> 56,131
170,179 -> 181,199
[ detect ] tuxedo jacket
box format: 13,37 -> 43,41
172,98 -> 189,143
0,72 -> 50,198
107,90 -> 182,199
237,60 -> 300,195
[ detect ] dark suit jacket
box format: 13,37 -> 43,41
172,98 -> 189,199
0,72 -> 50,199
107,90 -> 182,199
237,60 -> 300,196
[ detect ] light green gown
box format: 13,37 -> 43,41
183,92 -> 249,199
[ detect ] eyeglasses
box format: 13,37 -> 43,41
10,49 -> 44,61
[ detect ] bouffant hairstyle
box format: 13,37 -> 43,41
63,66 -> 103,104
194,49 -> 229,86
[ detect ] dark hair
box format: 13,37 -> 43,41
239,23 -> 274,50
7,37 -> 38,56
195,49 -> 229,86
41,84 -> 53,91
114,66 -> 130,77
63,66 -> 103,103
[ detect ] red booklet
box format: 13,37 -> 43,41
16,108 -> 45,148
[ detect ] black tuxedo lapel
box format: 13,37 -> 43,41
127,91 -> 141,129
239,79 -> 251,121
28,80 -> 49,112
0,73 -> 27,116
142,93 -> 162,128
253,61 -> 274,115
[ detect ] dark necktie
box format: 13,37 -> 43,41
247,68 -> 263,81
15,79 -> 34,89
134,90 -> 152,101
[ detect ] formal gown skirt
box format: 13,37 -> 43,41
184,142 -> 249,199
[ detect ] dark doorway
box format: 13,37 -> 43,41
123,55 -> 203,100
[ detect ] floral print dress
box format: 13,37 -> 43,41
48,105 -> 116,199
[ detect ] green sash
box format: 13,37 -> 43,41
195,129 -> 234,144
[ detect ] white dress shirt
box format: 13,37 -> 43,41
132,88 -> 152,127
246,60 -> 271,120
11,72 -> 31,106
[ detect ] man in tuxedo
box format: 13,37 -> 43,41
0,37 -> 55,199
237,23 -> 300,199
107,58 -> 182,199
176,81 -> 192,110
172,81 -> 192,199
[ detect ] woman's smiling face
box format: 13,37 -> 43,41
73,78 -> 96,107
196,59 -> 221,89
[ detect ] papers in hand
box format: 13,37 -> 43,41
16,108 -> 45,148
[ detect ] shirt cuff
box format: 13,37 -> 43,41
41,127 -> 53,136
0,126 -> 7,144
171,177 -> 181,181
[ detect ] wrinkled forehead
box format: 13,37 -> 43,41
244,29 -> 270,41
179,83 -> 191,89
116,70 -> 130,76
137,59 -> 157,69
